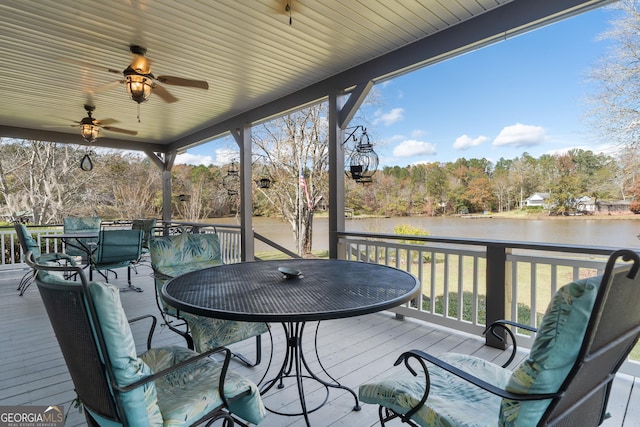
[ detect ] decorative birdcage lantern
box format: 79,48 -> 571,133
344,126 -> 378,183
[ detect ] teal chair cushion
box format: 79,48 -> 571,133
92,229 -> 143,269
150,233 -> 268,351
149,232 -> 223,269
63,216 -> 100,258
359,276 -> 601,427
499,276 -> 601,426
141,346 -> 266,425
359,352 -> 511,427
18,224 -> 41,256
87,279 -> 265,426
132,218 -> 157,250
182,313 -> 269,350
87,279 -> 163,427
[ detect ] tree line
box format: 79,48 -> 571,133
346,147 -> 640,217
1,138 -> 638,227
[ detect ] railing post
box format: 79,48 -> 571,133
486,243 -> 508,349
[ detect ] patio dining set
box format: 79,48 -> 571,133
13,218 -> 640,427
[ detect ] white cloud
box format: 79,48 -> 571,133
453,134 -> 488,151
213,148 -> 238,164
374,108 -> 404,126
411,129 -> 426,138
493,123 -> 548,148
176,148 -> 238,166
392,139 -> 437,157
176,152 -> 215,166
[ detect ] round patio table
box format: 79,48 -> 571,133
162,258 -> 420,426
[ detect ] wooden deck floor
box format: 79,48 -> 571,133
1,264 -> 639,426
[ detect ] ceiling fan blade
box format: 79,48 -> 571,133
56,57 -> 121,74
91,80 -> 124,94
152,84 -> 178,103
94,118 -> 118,126
102,126 -> 138,136
156,75 -> 209,90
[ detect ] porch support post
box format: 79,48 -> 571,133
231,125 -> 255,261
145,150 -> 177,228
329,82 -> 374,259
485,243 -> 509,349
328,91 -> 345,259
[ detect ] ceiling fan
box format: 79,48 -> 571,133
53,104 -> 137,143
100,45 -> 209,104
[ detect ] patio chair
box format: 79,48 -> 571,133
63,216 -> 101,262
14,222 -> 73,295
26,252 -> 265,427
150,232 -> 270,367
90,229 -> 144,292
131,218 -> 157,254
359,249 -> 640,427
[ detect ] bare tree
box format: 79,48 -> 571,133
253,104 -> 329,256
0,139 -> 91,224
588,1 -> 640,148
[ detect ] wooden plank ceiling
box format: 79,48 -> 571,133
0,0 -> 612,153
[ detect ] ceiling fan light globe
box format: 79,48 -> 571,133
80,123 -> 99,143
125,74 -> 153,103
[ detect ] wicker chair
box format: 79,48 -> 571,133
27,252 -> 265,427
359,249 -> 640,427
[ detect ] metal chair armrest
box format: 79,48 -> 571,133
128,314 -> 157,351
483,320 -> 538,368
393,349 -> 559,420
112,346 -> 245,408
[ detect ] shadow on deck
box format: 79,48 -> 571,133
1,264 -> 638,426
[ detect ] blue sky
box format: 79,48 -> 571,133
178,6 -> 618,168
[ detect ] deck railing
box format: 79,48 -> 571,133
337,230 -> 640,376
3,224 -> 639,375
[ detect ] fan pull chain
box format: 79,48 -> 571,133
137,103 -> 141,123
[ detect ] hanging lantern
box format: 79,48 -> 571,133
80,152 -> 94,171
344,127 -> 378,183
257,177 -> 272,188
222,160 -> 240,196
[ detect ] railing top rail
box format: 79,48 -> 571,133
337,231 -> 623,256
168,220 -> 241,231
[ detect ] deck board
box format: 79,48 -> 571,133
0,265 -> 636,426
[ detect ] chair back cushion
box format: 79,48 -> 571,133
149,232 -> 222,269
500,275 -> 601,426
15,223 -> 41,257
63,216 -> 101,257
149,233 -> 223,315
94,229 -> 143,266
87,279 -> 163,427
132,219 -> 157,249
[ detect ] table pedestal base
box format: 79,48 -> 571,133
260,321 -> 361,426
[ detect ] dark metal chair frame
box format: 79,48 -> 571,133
378,249 -> 640,427
90,229 -> 144,292
26,252 -> 253,427
13,222 -> 72,295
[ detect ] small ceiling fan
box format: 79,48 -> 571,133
99,45 -> 209,104
53,104 -> 137,143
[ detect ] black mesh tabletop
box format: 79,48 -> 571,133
162,259 -> 420,322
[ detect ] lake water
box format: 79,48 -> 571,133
214,215 -> 640,253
